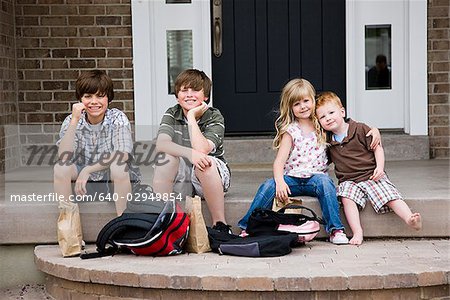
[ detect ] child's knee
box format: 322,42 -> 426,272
155,153 -> 179,171
194,159 -> 218,178
53,163 -> 76,180
110,163 -> 130,181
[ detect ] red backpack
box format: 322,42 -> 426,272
81,199 -> 189,259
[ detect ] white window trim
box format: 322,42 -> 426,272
346,0 -> 427,135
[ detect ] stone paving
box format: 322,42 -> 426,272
35,239 -> 450,292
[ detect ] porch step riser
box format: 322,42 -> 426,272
1,197 -> 448,244
19,135 -> 429,166
224,135 -> 430,164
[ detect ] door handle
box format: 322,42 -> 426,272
213,0 -> 222,57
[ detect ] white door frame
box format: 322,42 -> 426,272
132,0 -> 428,139
131,0 -> 212,141
346,0 -> 427,135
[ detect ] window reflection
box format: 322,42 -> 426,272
365,25 -> 391,90
167,30 -> 193,94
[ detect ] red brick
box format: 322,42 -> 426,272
23,5 -> 49,15
68,16 -> 95,26
27,113 -> 53,123
68,38 -> 94,47
106,5 -> 130,15
79,27 -> 105,37
22,27 -> 49,37
19,81 -> 41,90
42,60 -> 68,69
96,38 -> 122,47
428,73 -> 449,83
17,59 -> 41,69
54,92 -> 74,101
428,29 -> 449,39
109,70 -> 133,79
78,5 -> 106,15
96,16 -> 122,25
80,49 -> 106,58
24,70 -> 51,80
40,16 -> 67,26
52,49 -> 78,58
19,103 -> 41,112
97,59 -> 122,68
41,38 -> 68,47
43,102 -> 69,112
16,16 -> 39,26
107,27 -> 131,36
107,48 -> 131,58
69,59 -> 96,68
50,5 -> 78,15
433,40 -> 450,50
430,136 -> 450,147
51,27 -> 77,37
25,49 -> 51,58
24,92 -> 53,101
432,62 -> 450,72
52,70 -> 79,80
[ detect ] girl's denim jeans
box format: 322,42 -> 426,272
237,174 -> 345,234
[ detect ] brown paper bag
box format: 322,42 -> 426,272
57,200 -> 83,257
272,197 -> 303,214
185,195 -> 211,253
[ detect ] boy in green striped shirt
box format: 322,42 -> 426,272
153,69 -> 232,234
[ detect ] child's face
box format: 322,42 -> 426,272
177,86 -> 208,114
316,102 -> 345,133
81,91 -> 109,124
292,97 -> 314,120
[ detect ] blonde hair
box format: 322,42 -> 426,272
315,91 -> 344,111
273,78 -> 326,149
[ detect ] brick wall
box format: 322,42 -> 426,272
9,1 -> 450,164
0,0 -> 20,172
14,0 -> 134,165
427,0 -> 450,158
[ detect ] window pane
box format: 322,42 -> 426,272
167,30 -> 193,94
365,25 -> 391,90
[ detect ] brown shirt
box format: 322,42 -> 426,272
327,119 -> 376,183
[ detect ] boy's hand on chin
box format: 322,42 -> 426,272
72,102 -> 86,120
187,102 -> 208,120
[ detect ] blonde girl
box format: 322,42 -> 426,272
238,78 -> 379,243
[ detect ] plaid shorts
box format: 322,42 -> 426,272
337,175 -> 403,214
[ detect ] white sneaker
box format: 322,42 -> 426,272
329,230 -> 349,245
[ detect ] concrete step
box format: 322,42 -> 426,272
20,133 -> 429,167
1,160 -> 448,244
34,240 -> 450,298
224,134 -> 429,164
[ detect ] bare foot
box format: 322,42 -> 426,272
407,213 -> 422,230
349,230 -> 363,245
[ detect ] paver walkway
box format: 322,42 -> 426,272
35,239 -> 450,292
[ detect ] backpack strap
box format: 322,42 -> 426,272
278,204 -> 325,225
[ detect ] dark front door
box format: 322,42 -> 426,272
212,0 -> 346,135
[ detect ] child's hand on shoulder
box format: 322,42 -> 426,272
72,102 -> 86,121
370,166 -> 385,181
187,102 -> 208,121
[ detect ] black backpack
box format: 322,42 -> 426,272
246,204 -> 325,237
207,227 -> 300,257
80,192 -> 189,259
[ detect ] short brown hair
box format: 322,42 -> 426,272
75,70 -> 114,102
174,69 -> 212,103
315,91 -> 344,111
